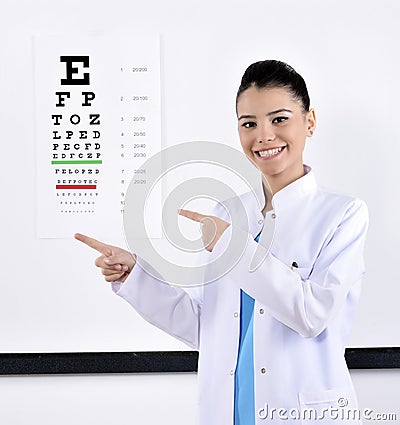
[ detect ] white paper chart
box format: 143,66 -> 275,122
34,34 -> 162,239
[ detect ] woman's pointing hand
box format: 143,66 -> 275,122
178,209 -> 230,252
74,233 -> 136,283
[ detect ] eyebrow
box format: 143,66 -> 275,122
238,108 -> 293,121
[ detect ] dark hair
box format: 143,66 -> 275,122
236,60 -> 310,113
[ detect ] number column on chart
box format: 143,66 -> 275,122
118,65 -> 153,215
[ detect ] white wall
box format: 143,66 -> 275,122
0,373 -> 199,424
1,0 -> 400,352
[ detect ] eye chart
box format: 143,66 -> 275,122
34,34 -> 162,239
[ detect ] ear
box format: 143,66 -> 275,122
305,108 -> 316,137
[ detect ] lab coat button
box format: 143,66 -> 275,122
271,213 -> 276,219
258,219 -> 263,225
260,367 -> 267,374
233,312 -> 239,318
259,308 -> 264,315
230,369 -> 234,376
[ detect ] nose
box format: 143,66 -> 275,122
257,122 -> 275,143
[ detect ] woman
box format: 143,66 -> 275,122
76,60 -> 369,424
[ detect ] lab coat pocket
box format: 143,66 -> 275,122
298,389 -> 360,424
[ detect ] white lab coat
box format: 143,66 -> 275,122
113,165 -> 369,424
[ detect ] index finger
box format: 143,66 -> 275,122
178,209 -> 209,223
74,233 -> 112,256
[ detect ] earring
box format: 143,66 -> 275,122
309,129 -> 314,136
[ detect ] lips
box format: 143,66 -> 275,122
255,146 -> 286,158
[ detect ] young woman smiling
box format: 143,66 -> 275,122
76,60 -> 368,425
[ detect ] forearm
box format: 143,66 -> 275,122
113,257 -> 201,349
208,200 -> 368,338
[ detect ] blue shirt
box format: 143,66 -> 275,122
234,232 -> 260,425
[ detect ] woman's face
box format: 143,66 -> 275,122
237,86 -> 315,190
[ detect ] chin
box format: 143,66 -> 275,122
259,164 -> 286,177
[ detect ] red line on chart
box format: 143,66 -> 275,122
56,185 -> 97,190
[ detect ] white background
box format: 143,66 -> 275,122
1,0 -> 398,352
1,0 -> 399,423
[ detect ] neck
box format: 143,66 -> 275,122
261,179 -> 273,216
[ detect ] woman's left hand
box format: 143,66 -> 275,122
178,209 -> 230,252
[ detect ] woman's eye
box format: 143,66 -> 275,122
242,121 -> 256,128
272,116 -> 289,124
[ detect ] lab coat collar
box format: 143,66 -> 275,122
257,165 -> 317,215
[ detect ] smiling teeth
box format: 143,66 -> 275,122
258,147 -> 284,157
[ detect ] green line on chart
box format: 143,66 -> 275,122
51,160 -> 103,165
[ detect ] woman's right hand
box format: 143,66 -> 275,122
74,233 -> 136,283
